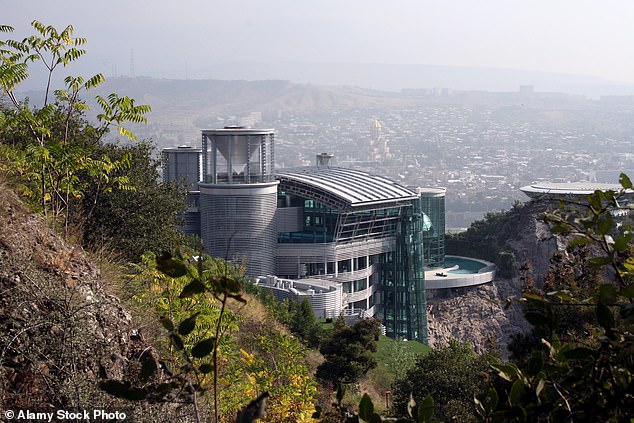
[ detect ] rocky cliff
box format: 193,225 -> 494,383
0,183 -> 162,418
427,202 -> 561,355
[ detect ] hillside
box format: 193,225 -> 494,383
0,181 -> 158,417
95,78 -> 409,114
0,180 -> 320,421
18,77 -> 415,146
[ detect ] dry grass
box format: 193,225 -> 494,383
227,291 -> 290,335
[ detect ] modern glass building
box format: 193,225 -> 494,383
275,166 -> 427,341
168,128 -> 434,343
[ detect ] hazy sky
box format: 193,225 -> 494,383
3,0 -> 634,86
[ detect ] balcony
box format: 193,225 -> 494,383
332,263 -> 376,282
345,283 -> 379,303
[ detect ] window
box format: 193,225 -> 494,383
353,278 -> 367,292
353,256 -> 366,270
338,259 -> 351,274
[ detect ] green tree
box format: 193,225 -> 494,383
392,340 -> 488,423
0,22 -> 150,235
287,298 -> 324,348
316,318 -> 380,388
76,140 -> 186,262
0,22 -> 181,262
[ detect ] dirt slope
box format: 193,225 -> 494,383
0,183 -> 159,417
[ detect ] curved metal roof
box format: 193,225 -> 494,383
520,182 -> 625,198
276,166 -> 418,210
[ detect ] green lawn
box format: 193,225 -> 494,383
375,335 -> 430,362
319,320 -> 431,362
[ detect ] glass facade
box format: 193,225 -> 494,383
335,207 -> 402,243
277,196 -> 405,245
419,189 -> 446,269
382,197 -> 427,341
202,128 -> 275,184
275,191 -> 428,343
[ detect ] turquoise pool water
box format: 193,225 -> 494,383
444,256 -> 487,274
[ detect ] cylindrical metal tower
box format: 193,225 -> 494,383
202,127 -> 275,184
199,127 -> 278,277
161,145 -> 202,191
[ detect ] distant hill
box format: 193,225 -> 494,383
14,74 -> 628,147
195,61 -> 634,97
92,77 -> 412,116
14,77 -> 416,144
16,77 -> 412,116
85,77 -> 418,144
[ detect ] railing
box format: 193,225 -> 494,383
330,264 -> 376,282
346,283 -> 379,303
425,268 -> 497,290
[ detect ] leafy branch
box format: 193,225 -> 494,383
479,173 -> 634,422
99,249 -> 274,423
0,21 -> 150,235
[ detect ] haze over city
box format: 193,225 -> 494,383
4,0 -> 634,94
4,1 -> 634,229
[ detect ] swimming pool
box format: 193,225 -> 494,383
425,256 -> 496,290
444,256 -> 488,274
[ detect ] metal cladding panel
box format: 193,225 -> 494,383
162,148 -> 202,191
275,238 -> 394,278
258,284 -> 343,319
301,289 -> 343,319
179,210 -> 200,236
199,182 -> 278,277
277,166 -> 418,210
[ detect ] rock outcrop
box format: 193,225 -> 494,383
427,203 -> 561,355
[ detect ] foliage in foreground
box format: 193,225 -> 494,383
478,173 -> 634,422
106,249 -> 317,422
0,22 -> 185,262
0,22 -> 150,231
321,390 -> 434,423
